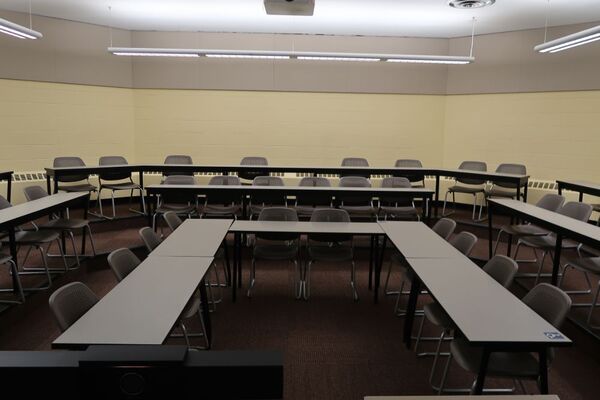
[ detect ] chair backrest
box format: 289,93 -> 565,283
394,159 -> 425,183
380,177 -> 413,206
338,176 -> 372,206
163,211 -> 183,231
209,175 -> 241,186
257,207 -> 299,241
309,208 -> 352,243
482,255 -> 518,288
49,282 -> 99,332
99,156 -> 131,181
163,155 -> 193,176
139,227 -> 162,253
536,194 -> 565,212
205,175 -> 241,206
23,186 -> 48,201
431,218 -> 457,240
0,195 -> 11,210
493,163 -> 527,188
449,231 -> 478,256
559,201 -> 593,222
161,175 -> 196,204
239,157 -> 268,181
251,176 -> 285,205
107,248 -> 141,282
523,283 -> 572,328
341,158 -> 370,178
53,157 -> 88,182
297,177 -> 332,206
456,161 -> 487,185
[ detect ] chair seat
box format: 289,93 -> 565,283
308,244 -> 353,262
450,338 -> 540,378
202,204 -> 241,215
254,243 -> 298,260
566,257 -> 600,274
447,185 -> 485,194
501,224 -> 549,237
379,206 -> 418,217
100,182 -> 141,190
520,235 -> 579,250
485,187 -> 523,198
339,205 -> 377,216
2,230 -> 61,244
156,204 -> 197,214
39,218 -> 89,230
424,302 -> 454,329
57,184 -> 97,193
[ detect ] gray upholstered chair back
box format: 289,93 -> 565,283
163,175 -> 195,185
241,156 -> 268,166
257,207 -> 299,241
23,186 -> 48,201
99,156 -> 130,181
296,177 -> 331,206
253,176 -> 284,186
49,282 -> 99,332
432,218 -> 457,240
536,194 -> 565,212
209,175 -> 241,186
107,248 -> 141,282
523,283 -> 572,328
449,231 -> 478,256
382,177 -> 411,188
341,158 -> 369,167
559,201 -> 593,222
163,155 -> 193,176
457,161 -> 487,185
493,163 -> 527,189
163,211 -> 183,231
310,208 -> 352,243
395,159 -> 423,168
483,255 -> 518,288
380,177 -> 413,206
53,157 -> 88,182
0,195 -> 11,210
138,227 -> 162,252
299,177 -> 331,187
339,176 -> 371,188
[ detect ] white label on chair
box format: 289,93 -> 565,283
544,332 -> 564,340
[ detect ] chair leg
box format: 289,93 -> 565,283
438,352 -> 453,395
0,259 -> 25,304
586,281 -> 600,328
247,258 -> 256,297
414,314 -> 426,354
471,194 -> 477,221
293,259 -> 302,300
67,231 -> 80,268
111,190 -> 117,219
304,260 -> 313,300
97,188 -> 104,217
428,330 -> 448,388
86,225 -> 97,256
442,191 -> 450,216
534,250 -> 548,285
179,321 -> 191,347
492,228 -> 505,256
384,257 -> 397,295
351,260 -> 358,301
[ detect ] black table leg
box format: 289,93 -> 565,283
434,175 -> 440,218
139,171 -> 146,214
199,280 -> 212,349
237,231 -> 242,289
46,175 -> 52,195
232,232 -> 239,302
81,194 -> 90,255
222,239 -> 231,286
579,192 -> 584,202
488,203 -> 493,259
7,175 -> 12,203
403,275 -> 421,349
374,235 -> 386,304
53,177 -> 59,194
148,194 -> 155,228
506,234 -> 513,258
473,348 -> 491,394
8,227 -> 19,294
539,349 -> 549,394
368,235 -> 374,290
557,185 -> 563,195
552,234 -> 563,286
523,182 -> 529,203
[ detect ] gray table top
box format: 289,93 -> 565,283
52,256 -> 214,348
145,184 -> 434,194
408,257 -> 571,346
0,192 -> 87,227
230,220 -> 384,235
152,219 -> 233,257
379,221 -> 465,259
365,396 -> 559,400
556,179 -> 600,191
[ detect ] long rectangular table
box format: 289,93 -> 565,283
557,179 -> 600,202
0,192 -> 89,293
228,220 -> 385,303
52,255 -> 215,349
365,396 -> 559,400
378,221 -> 465,259
488,198 -> 600,285
0,171 -> 12,202
151,219 -> 233,257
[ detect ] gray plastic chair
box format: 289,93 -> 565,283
153,175 -> 198,230
379,177 -> 419,221
306,208 -> 357,301
200,175 -> 242,219
338,176 -> 377,221
294,177 -> 332,218
53,157 -> 97,193
493,194 -> 565,256
249,176 -> 286,219
248,207 -> 300,298
49,281 -> 99,332
98,156 -> 145,218
415,255 -> 519,390
239,156 -> 268,182
395,159 -> 425,187
438,283 -> 571,394
341,157 -> 370,178
449,231 -> 478,256
432,218 -> 458,240
163,211 -> 183,232
0,247 -> 24,304
23,185 -> 97,262
561,255 -> 600,329
514,201 -> 593,284
107,248 -> 141,282
485,163 -> 527,199
163,155 -> 193,177
139,227 -> 162,253
442,161 -> 487,221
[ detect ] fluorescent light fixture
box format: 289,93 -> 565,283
535,25 -> 600,53
108,47 -> 473,65
0,17 -> 42,40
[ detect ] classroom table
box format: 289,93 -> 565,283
0,192 -> 89,293
228,220 -> 385,303
52,255 -> 215,349
487,198 -> 600,285
403,257 -> 571,394
365,396 -> 559,400
0,171 -> 12,202
557,179 -> 600,202
151,219 -> 233,257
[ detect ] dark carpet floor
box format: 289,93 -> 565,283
0,205 -> 599,400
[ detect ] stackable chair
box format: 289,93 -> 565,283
437,283 -> 571,395
152,175 -> 198,231
239,157 -> 268,183
139,227 -> 162,253
293,177 -> 332,219
513,201 -> 593,284
23,185 -> 97,266
561,250 -> 600,329
484,163 -> 527,200
416,255 -> 518,391
395,159 -> 426,188
449,231 -> 478,257
378,177 -> 420,221
52,157 -> 97,194
305,209 -> 357,301
107,248 -> 209,348
247,207 -> 301,298
163,155 -> 194,178
337,176 -> 378,221
248,176 -> 286,220
442,161 -> 487,221
97,156 -> 145,219
0,246 -> 25,304
492,194 -> 565,257
49,282 -> 99,332
341,157 -> 370,178
199,175 -> 242,219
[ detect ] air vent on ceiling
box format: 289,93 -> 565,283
264,0 -> 315,16
448,0 -> 495,9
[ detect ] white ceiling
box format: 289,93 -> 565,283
1,0 -> 600,38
